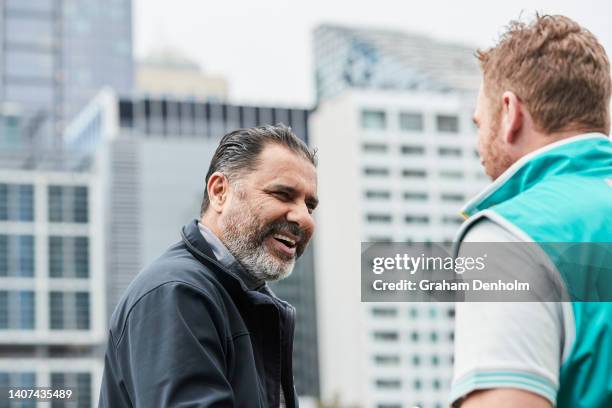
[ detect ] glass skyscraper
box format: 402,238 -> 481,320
0,0 -> 133,148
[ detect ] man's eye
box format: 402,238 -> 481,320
273,191 -> 291,201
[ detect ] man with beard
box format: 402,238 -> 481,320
99,124 -> 317,408
450,15 -> 612,408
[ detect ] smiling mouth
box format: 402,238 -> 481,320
273,233 -> 297,248
268,233 -> 298,259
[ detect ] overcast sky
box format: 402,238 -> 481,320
134,0 -> 612,107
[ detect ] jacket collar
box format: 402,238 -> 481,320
461,133 -> 610,218
181,219 -> 265,292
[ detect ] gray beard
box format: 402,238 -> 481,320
220,206 -> 295,282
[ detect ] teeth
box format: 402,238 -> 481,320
273,234 -> 296,246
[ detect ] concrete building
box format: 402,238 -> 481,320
311,23 -> 486,408
310,90 -> 487,408
0,150 -> 107,407
137,49 -> 228,102
313,24 -> 481,104
0,0 -> 133,146
65,90 -> 320,400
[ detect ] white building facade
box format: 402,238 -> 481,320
311,90 -> 487,408
0,165 -> 106,407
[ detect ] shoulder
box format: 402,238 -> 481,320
108,243 -> 230,342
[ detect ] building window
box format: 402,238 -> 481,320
0,290 -> 35,330
363,167 -> 389,177
436,115 -> 459,133
413,379 -> 422,390
49,236 -> 89,278
48,185 -> 89,223
362,143 -> 388,153
366,214 -> 392,224
51,372 -> 92,408
375,379 -> 401,390
431,355 -> 440,366
364,190 -> 391,200
442,216 -> 463,225
399,112 -> 423,131
411,355 -> 421,366
0,372 -> 37,398
439,170 -> 463,179
403,192 -> 428,201
405,215 -> 429,225
441,193 -> 465,202
373,355 -> 400,366
49,291 -> 90,330
402,169 -> 427,178
361,110 -> 386,130
410,331 -> 420,342
74,186 -> 88,223
0,183 -> 34,221
438,147 -> 462,157
400,145 -> 425,155
371,307 -> 397,317
0,235 -> 35,277
373,331 -> 399,342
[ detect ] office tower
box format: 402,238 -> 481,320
311,90 -> 488,408
311,23 -> 486,408
313,24 -> 481,104
65,91 -> 320,399
0,150 -> 107,408
0,0 -> 133,147
137,49 -> 229,102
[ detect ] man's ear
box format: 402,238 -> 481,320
501,91 -> 523,145
207,172 -> 229,213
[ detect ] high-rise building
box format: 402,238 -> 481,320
0,0 -> 133,146
65,90 -> 321,400
313,24 -> 481,104
0,151 -> 107,408
136,49 -> 228,102
311,90 -> 487,408
311,24 -> 486,408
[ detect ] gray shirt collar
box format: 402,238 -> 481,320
198,222 -> 264,291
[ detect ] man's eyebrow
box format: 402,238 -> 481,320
267,184 -> 319,208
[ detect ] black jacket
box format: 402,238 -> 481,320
98,220 -> 298,407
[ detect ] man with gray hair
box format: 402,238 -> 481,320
99,124 -> 318,408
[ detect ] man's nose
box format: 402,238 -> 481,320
286,202 -> 315,233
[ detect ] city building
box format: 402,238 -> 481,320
136,49 -> 228,102
311,90 -> 487,408
0,0 -> 133,147
0,150 -> 107,408
64,90 -> 321,400
313,24 -> 481,104
311,23 -> 486,408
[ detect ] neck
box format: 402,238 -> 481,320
520,128 -> 598,158
200,213 -> 223,241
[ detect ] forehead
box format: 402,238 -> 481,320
249,144 -> 317,188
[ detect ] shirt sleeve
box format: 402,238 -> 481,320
100,282 -> 235,408
450,219 -> 565,407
